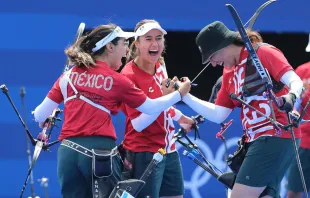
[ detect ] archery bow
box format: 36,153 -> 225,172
175,119 -> 236,190
244,0 -> 276,30
174,115 -> 222,172
20,87 -> 36,198
1,84 -> 36,146
0,83 -> 63,198
20,109 -> 62,198
182,150 -> 236,190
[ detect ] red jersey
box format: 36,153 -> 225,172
47,61 -> 147,140
295,62 -> 310,148
121,60 -> 177,153
216,44 -> 301,142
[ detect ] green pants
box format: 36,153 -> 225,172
57,136 -> 122,198
236,136 -> 300,198
287,147 -> 310,192
133,151 -> 184,198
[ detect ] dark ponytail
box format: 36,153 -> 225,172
65,36 -> 96,68
65,24 -> 120,69
233,29 -> 263,46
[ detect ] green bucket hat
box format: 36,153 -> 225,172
196,21 -> 239,64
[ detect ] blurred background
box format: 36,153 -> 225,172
0,0 -> 310,197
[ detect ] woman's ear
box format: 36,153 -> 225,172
106,43 -> 114,52
134,40 -> 139,49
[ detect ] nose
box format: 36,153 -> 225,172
150,39 -> 159,47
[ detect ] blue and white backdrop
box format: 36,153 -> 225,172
2,0 -> 309,197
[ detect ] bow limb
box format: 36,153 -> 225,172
245,0 -> 277,30
192,1 -> 276,83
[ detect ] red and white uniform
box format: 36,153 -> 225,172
47,61 -> 146,140
121,61 -> 179,153
216,45 -> 301,142
295,62 -> 310,149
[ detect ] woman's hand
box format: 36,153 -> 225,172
178,77 -> 191,97
178,115 -> 195,132
161,76 -> 179,95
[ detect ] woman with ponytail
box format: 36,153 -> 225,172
33,23 -> 191,197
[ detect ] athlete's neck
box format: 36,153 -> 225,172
134,57 -> 156,75
96,56 -> 116,70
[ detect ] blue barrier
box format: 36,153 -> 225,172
1,0 -> 310,33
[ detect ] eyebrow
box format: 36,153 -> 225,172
145,35 -> 163,39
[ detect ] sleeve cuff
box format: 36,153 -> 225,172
171,108 -> 183,121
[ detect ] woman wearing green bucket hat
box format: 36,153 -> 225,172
182,21 -> 304,198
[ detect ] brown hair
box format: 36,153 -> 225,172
233,29 -> 263,46
65,24 -> 121,68
126,19 -> 166,64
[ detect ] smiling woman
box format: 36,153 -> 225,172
120,19 -> 195,198
126,19 -> 167,66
